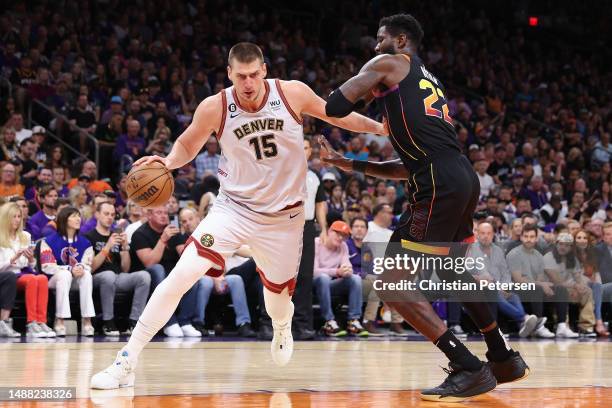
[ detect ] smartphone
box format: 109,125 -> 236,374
170,217 -> 179,228
111,224 -> 124,234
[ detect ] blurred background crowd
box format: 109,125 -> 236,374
0,0 -> 611,339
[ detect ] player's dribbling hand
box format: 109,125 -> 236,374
318,135 -> 352,172
133,155 -> 168,168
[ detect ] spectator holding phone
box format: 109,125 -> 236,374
0,203 -> 55,337
40,206 -> 95,336
129,206 -> 200,337
86,202 -> 151,336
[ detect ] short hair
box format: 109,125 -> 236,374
39,185 -> 57,198
228,42 -> 264,65
521,224 -> 538,236
350,217 -> 368,229
96,201 -> 114,213
372,203 -> 391,218
379,14 -> 424,47
604,221 -> 612,231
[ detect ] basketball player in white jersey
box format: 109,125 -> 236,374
90,42 -> 386,389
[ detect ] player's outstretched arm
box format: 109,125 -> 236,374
133,93 -> 222,169
280,80 -> 387,136
326,54 -> 395,118
318,136 -> 408,180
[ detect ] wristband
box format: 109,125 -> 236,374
352,160 -> 368,174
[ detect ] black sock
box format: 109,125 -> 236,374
435,330 -> 482,371
483,326 -> 513,362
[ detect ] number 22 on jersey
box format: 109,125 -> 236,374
419,79 -> 453,125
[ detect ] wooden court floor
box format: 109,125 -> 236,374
1,338 -> 611,407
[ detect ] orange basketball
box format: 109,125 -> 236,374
126,161 -> 174,208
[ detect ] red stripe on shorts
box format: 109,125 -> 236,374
256,267 -> 297,296
185,236 -> 225,278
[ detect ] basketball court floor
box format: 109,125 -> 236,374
1,335 -> 611,407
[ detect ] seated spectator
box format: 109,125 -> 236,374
574,229 -> 610,336
40,206 -> 95,336
362,205 -> 405,335
539,195 -> 567,227
66,161 -> 112,194
544,233 -> 595,336
68,184 -> 89,215
327,182 -> 345,217
26,185 -> 58,241
196,175 -> 219,219
14,138 -> 38,189
0,202 -> 55,337
125,201 -> 145,243
471,222 -> 538,337
507,224 -> 568,339
51,165 -> 69,198
194,136 -> 220,181
86,202 -> 150,336
24,167 -> 53,201
519,176 -> 548,211
40,197 -> 71,237
313,220 -> 368,337
130,206 -> 200,337
0,127 -> 19,161
0,162 -> 24,197
80,194 -> 111,234
113,120 -> 146,168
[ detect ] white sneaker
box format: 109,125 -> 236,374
450,324 -> 465,335
180,324 -> 202,337
556,322 -> 579,338
163,323 -> 184,337
90,349 -> 136,389
37,322 -> 56,338
0,319 -> 21,337
271,303 -> 294,367
519,315 -> 538,338
54,324 -> 66,337
534,325 -> 555,338
26,322 -> 47,338
81,324 -> 95,337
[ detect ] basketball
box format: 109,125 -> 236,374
126,161 -> 174,208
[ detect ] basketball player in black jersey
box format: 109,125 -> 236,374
323,14 -> 529,402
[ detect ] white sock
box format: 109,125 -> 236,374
263,287 -> 293,324
122,244 -> 215,362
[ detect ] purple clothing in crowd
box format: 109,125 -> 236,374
113,134 -> 146,162
27,210 -> 54,241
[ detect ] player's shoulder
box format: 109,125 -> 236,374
276,79 -> 310,93
363,53 -> 404,71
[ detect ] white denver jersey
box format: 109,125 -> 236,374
216,79 -> 307,213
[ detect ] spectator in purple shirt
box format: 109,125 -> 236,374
26,185 -> 58,241
24,167 -> 53,202
519,176 -> 549,210
113,120 -> 145,166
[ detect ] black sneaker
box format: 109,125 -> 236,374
293,328 -> 316,340
420,362 -> 497,402
120,320 -> 135,336
102,320 -> 120,337
237,323 -> 256,338
487,350 -> 530,384
258,324 -> 273,340
192,321 -> 208,337
321,320 -> 347,337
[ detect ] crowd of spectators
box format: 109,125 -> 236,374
0,1 -> 611,338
